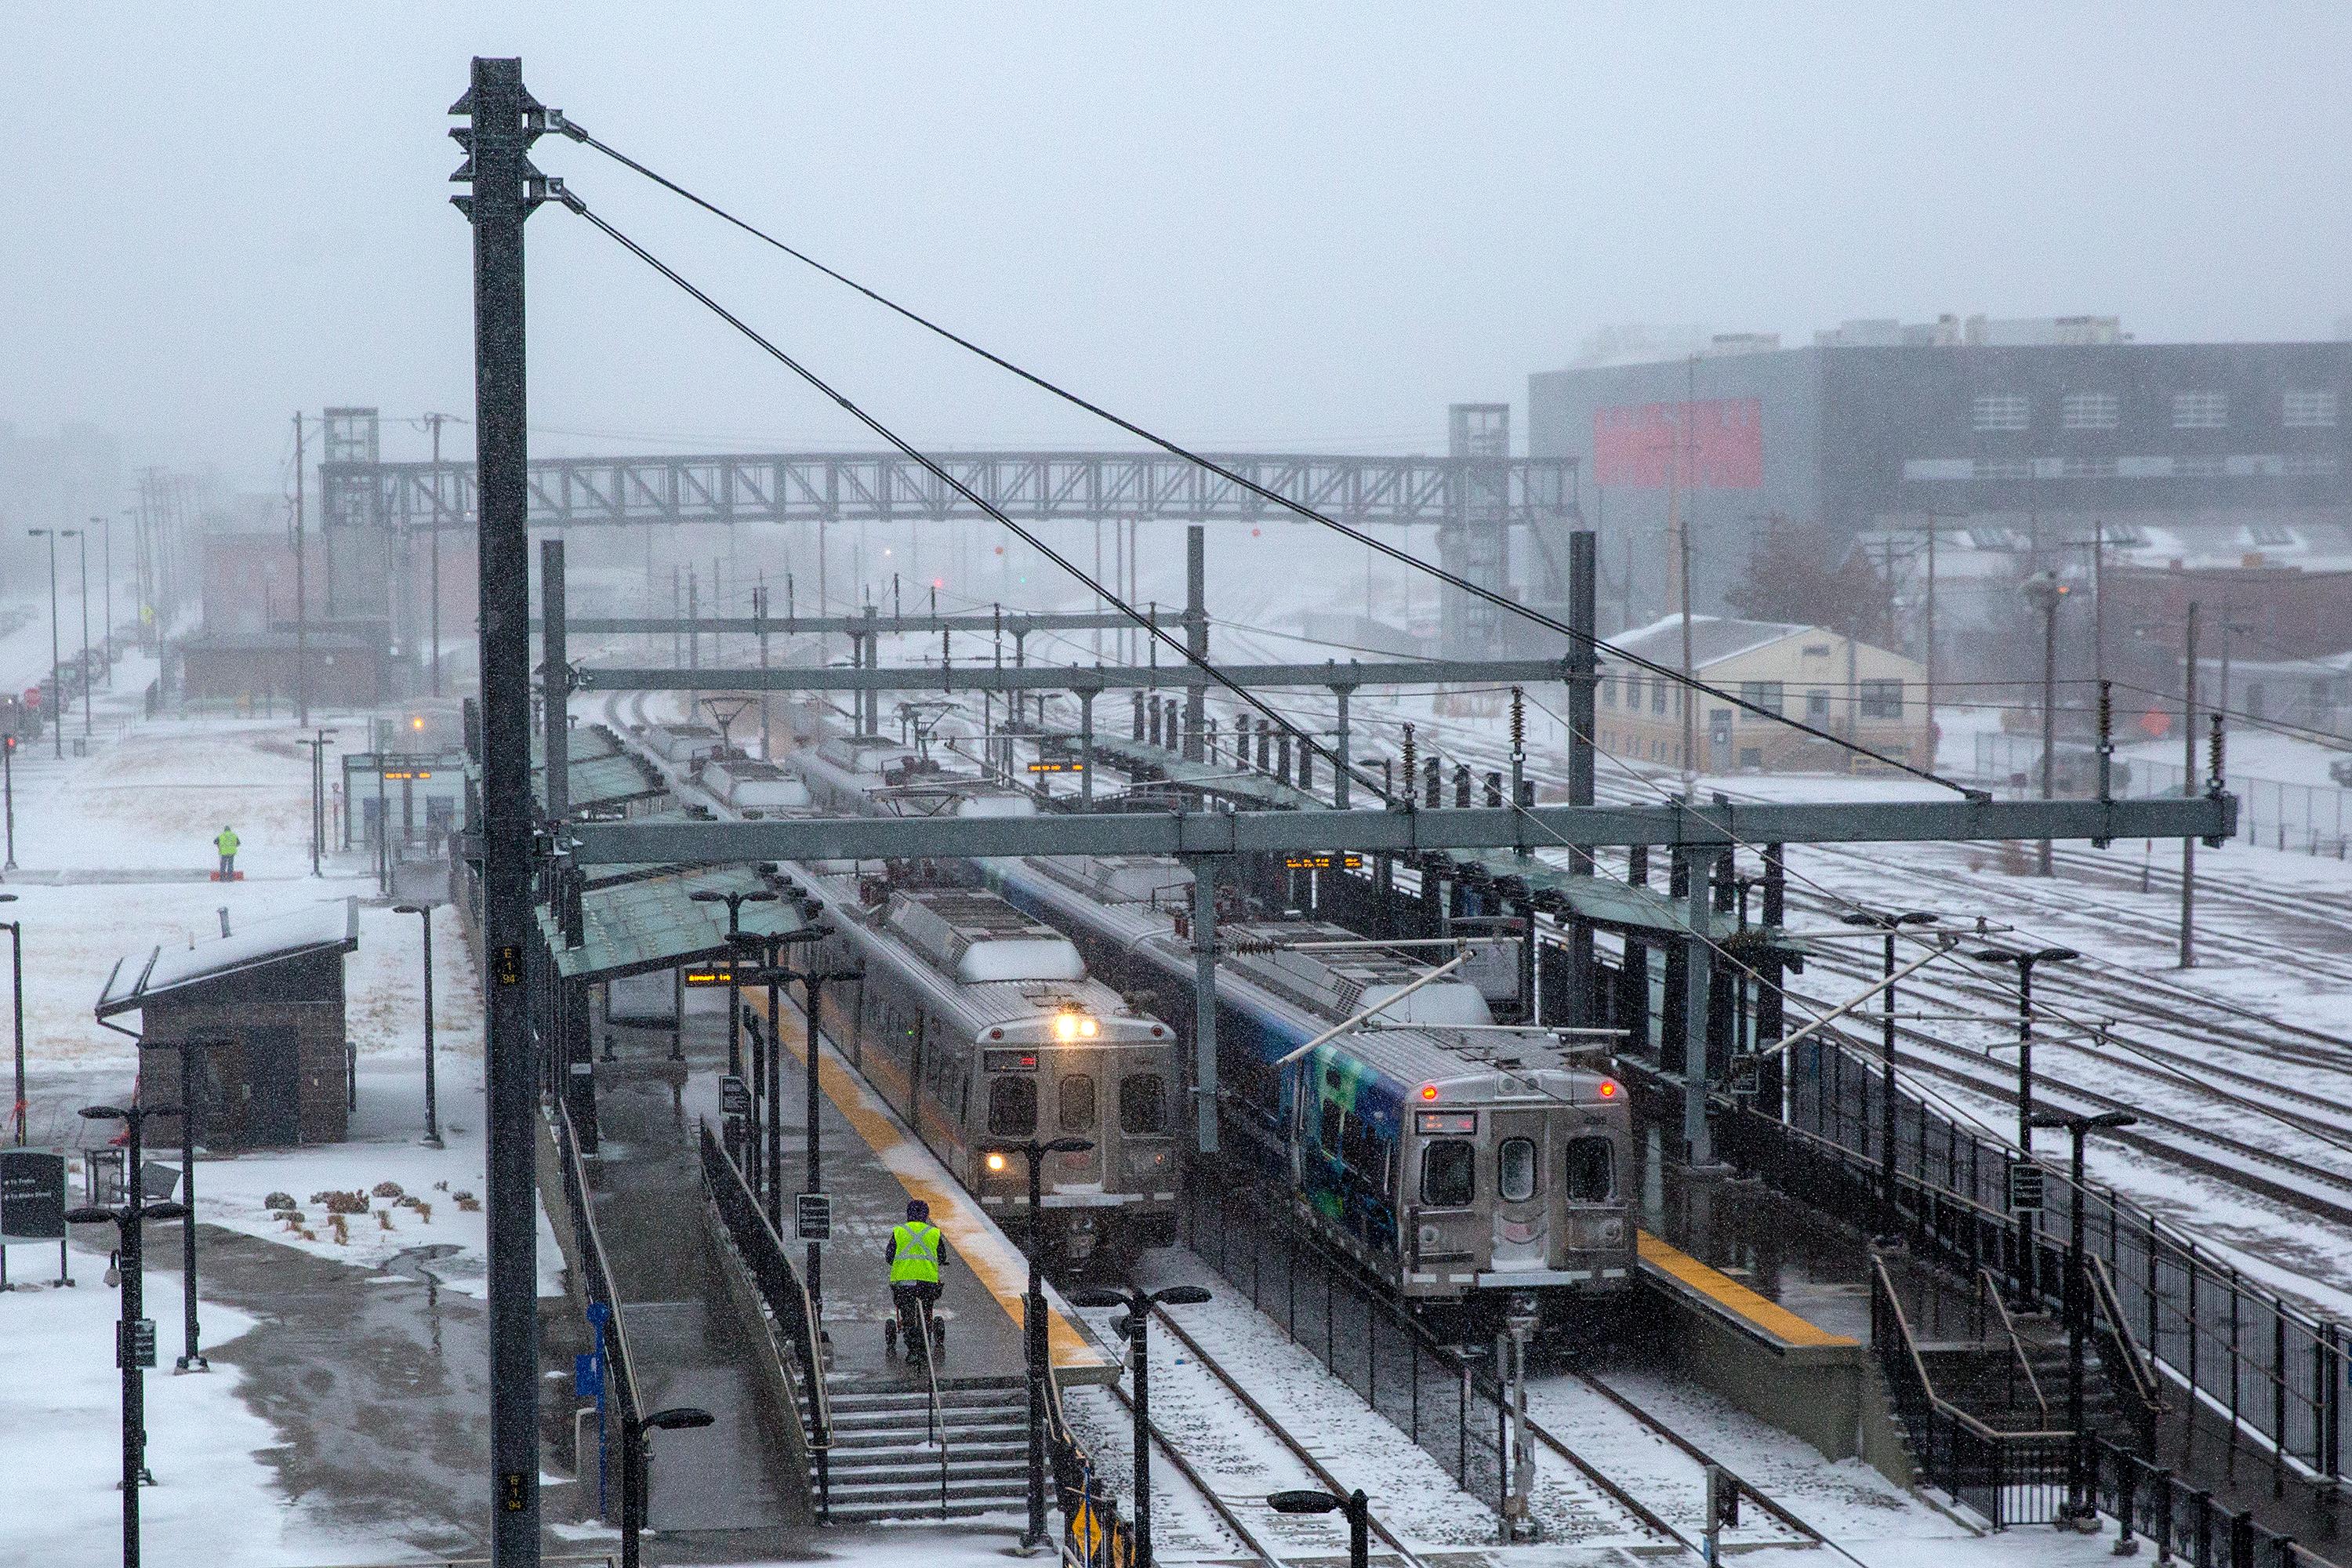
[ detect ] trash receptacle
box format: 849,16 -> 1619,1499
72,735 -> 87,758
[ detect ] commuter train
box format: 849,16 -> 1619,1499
984,853 -> 1638,1330
797,869 -> 1184,1261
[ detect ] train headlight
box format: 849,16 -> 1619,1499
1054,1012 -> 1091,1041
1078,1018 -> 1098,1038
985,1152 -> 1007,1173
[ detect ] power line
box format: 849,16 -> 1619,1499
557,122 -> 1970,797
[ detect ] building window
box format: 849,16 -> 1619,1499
1973,394 -> 2029,431
1650,680 -> 1668,715
2062,392 -> 2119,430
1859,680 -> 1905,719
1806,688 -> 1831,720
1601,673 -> 1617,708
1738,680 -> 1783,716
2172,392 -> 2229,429
2284,390 -> 2339,428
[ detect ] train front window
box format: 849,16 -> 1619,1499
1421,1139 -> 1475,1207
1059,1073 -> 1097,1133
989,1075 -> 1037,1138
1120,1073 -> 1167,1135
1565,1136 -> 1616,1203
1498,1137 -> 1537,1203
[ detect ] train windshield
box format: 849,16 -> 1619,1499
1120,1073 -> 1167,1135
1565,1136 -> 1615,1203
989,1076 -> 1037,1137
1421,1139 -> 1475,1207
1059,1073 -> 1097,1133
1498,1137 -> 1537,1203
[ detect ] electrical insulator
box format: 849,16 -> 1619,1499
1509,686 -> 1526,760
1399,724 -> 1417,794
2209,711 -> 2225,791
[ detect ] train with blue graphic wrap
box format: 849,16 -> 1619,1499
982,852 -> 1638,1331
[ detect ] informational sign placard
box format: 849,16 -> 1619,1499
118,1318 -> 157,1370
2006,1161 -> 2046,1215
796,1192 -> 832,1242
0,1150 -> 65,1240
720,1075 -> 750,1118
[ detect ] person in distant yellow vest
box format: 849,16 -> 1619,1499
887,1199 -> 949,1362
215,826 -> 241,879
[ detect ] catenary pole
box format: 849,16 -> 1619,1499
456,56 -> 545,1565
2180,602 -> 2198,968
294,413 -> 309,728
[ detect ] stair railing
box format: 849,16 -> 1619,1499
2086,1254 -> 2165,1456
919,1319 -> 948,1518
1975,1266 -> 2051,1428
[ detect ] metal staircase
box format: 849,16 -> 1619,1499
806,1376 -> 1032,1523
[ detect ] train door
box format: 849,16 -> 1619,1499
1488,1108 -> 1551,1274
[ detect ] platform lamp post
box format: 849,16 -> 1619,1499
2021,570 -> 2071,877
296,728 -> 337,879
67,1102 -> 187,1568
688,887 -> 776,1081
778,962 -> 859,1327
1268,1489 -> 1370,1568
982,1134 -> 1097,1552
0,894 -> 20,1145
73,525 -> 93,740
1839,908 -> 1939,1244
620,1405 -> 713,1568
1073,1283 -> 1214,1568
27,528 -> 76,759
392,905 -> 443,1147
1976,944 -> 2079,1309
2030,1107 -> 2138,1526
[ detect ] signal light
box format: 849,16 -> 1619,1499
1598,1080 -> 1619,1099
985,1152 -> 1007,1172
1419,1083 -> 1439,1101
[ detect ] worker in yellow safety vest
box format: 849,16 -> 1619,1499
887,1198 -> 949,1363
215,825 -> 241,878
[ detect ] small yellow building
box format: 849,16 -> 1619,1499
1595,616 -> 1931,774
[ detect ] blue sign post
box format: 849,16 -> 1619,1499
583,1300 -> 612,1519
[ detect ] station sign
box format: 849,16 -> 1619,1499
118,1317 -> 158,1370
796,1192 -> 832,1242
1283,853 -> 1363,871
2006,1161 -> 2046,1214
683,965 -> 737,988
0,1150 -> 65,1240
380,769 -> 434,782
719,1074 -> 750,1118
1027,760 -> 1084,774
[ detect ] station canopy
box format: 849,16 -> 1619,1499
538,864 -> 804,982
99,898 -> 361,1018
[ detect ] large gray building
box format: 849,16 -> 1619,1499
1527,318 -> 2352,626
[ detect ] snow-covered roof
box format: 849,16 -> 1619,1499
1604,615 -> 1812,670
98,899 -> 361,1018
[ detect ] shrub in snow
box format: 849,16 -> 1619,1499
275,1210 -> 306,1227
434,1180 -> 450,1192
414,1201 -> 431,1224
263,1191 -> 295,1210
328,1214 -> 349,1244
372,1181 -> 404,1200
376,1210 -> 393,1231
314,1190 -> 368,1216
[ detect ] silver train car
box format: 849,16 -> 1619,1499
799,872 -> 1184,1260
986,854 -> 1639,1326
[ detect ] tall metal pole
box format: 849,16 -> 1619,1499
175,1042 -> 208,1371
124,1106 -> 148,1563
1566,531 -> 1598,1025
2180,603 -> 2199,968
2038,594 -> 2057,876
294,413 -> 309,728
456,56 -> 546,1564
1187,858 -> 1220,1156
103,516 -> 114,688
542,539 -> 568,823
38,531 -> 61,758
429,413 -> 447,699
1679,355 -> 1698,786
76,528 -> 92,739
1132,1301 -> 1154,1568
2,919 -> 20,1147
1682,851 -> 1713,1167
1181,525 -> 1206,761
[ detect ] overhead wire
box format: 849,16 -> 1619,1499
555,121 -> 1970,797
550,187 -> 1394,807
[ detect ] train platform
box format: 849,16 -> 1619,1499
756,996 -> 1120,1392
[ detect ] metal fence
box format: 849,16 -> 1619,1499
696,1120 -> 831,1518
2128,759 -> 2352,853
2097,1439 -> 2335,1568
1178,1163 -> 1507,1519
551,1098 -> 645,1544
1769,1037 -> 2347,1493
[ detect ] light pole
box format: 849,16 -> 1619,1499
780,962 -> 858,1327
1839,908 -> 1939,1243
0,895 -> 18,1145
394,905 -> 442,1146
2021,570 -> 2070,875
982,1134 -> 1098,1551
4,732 -> 16,870
106,514 -> 118,687
621,1405 -> 713,1568
1977,945 -> 2079,1308
143,1037 -> 226,1372
1073,1283 -> 1214,1568
27,528 -> 75,759
688,887 -> 777,1081
67,1102 -> 188,1568
2030,1108 -> 2138,1525
1268,1489 -> 1370,1568
296,728 -> 336,879
75,523 -> 93,738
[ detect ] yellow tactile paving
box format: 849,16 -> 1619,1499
767,1004 -> 1110,1374
1636,1231 -> 1858,1350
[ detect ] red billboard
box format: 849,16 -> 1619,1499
1593,397 -> 1763,490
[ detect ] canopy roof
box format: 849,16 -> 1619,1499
99,898 -> 361,1018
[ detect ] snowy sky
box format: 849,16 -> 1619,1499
9,4 -> 2352,483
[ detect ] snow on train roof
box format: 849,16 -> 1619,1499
99,898 -> 360,1017
886,887 -> 1085,984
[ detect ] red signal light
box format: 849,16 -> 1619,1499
1419,1083 -> 1439,1101
1597,1080 -> 1619,1098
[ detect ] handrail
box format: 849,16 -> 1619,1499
554,1096 -> 647,1534
1975,1266 -> 2051,1428
695,1120 -> 832,1510
918,1307 -> 948,1517
2086,1254 -> 2165,1438
1872,1256 -> 2069,1444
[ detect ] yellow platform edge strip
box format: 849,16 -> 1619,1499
771,1008 -> 1109,1372
1636,1232 -> 1858,1350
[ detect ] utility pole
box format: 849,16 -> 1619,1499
2180,602 -> 2199,969
453,56 -> 547,1565
103,515 -> 116,687
425,412 -> 450,698
1678,357 -> 1698,786
292,413 -> 309,728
